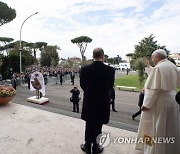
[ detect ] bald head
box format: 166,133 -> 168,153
93,48 -> 104,61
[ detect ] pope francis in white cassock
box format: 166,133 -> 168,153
135,49 -> 180,154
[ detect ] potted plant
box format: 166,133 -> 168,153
0,85 -> 17,105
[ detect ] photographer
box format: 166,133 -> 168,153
70,87 -> 80,113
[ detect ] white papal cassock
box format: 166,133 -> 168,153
135,59 -> 180,154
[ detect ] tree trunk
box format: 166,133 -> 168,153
81,54 -> 84,67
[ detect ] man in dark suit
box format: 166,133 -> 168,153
110,87 -> 117,112
59,71 -> 63,85
80,48 -> 115,154
132,89 -> 144,120
70,71 -> 75,85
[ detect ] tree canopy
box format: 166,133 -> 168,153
133,34 -> 169,59
126,53 -> 134,57
0,48 -> 36,78
26,42 -> 48,58
0,1 -> 16,26
0,37 -> 14,44
104,54 -> 123,64
40,45 -> 60,67
130,34 -> 169,85
0,37 -> 14,54
71,36 -> 92,43
71,36 -> 92,66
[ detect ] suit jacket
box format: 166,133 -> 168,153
80,61 -> 115,124
70,89 -> 80,102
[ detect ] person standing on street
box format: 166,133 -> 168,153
110,87 -> 117,112
80,47 -> 115,154
59,71 -> 63,85
70,87 -> 80,113
132,89 -> 144,120
70,70 -> 75,85
11,73 -> 17,90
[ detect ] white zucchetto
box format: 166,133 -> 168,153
152,49 -> 167,57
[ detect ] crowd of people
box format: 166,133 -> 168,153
6,65 -> 79,89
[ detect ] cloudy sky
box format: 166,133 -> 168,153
1,0 -> 180,59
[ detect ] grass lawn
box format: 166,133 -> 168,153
115,74 -> 180,92
115,75 -> 143,91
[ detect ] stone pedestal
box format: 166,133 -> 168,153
27,96 -> 49,105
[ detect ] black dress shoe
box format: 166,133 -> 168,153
92,146 -> 104,154
132,115 -> 135,120
80,144 -> 91,154
112,109 -> 117,112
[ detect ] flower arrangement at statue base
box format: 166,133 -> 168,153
0,85 -> 17,105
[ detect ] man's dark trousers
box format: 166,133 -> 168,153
72,101 -> 79,113
85,121 -> 103,150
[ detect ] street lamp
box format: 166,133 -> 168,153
19,12 -> 38,73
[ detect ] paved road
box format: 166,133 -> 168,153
13,71 -> 140,132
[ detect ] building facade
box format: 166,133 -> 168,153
169,53 -> 180,67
